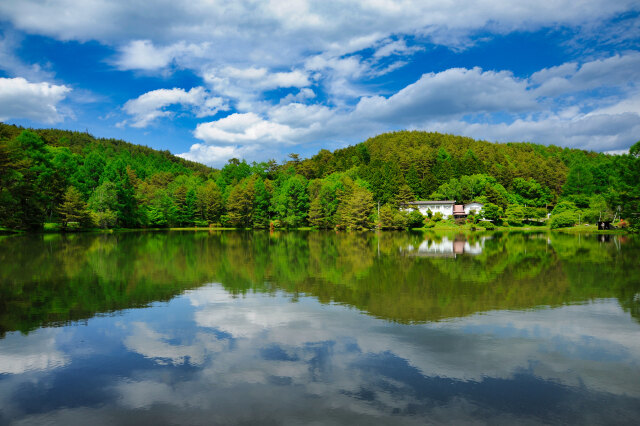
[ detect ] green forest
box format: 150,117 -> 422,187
1,122 -> 639,232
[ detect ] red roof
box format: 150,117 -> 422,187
453,205 -> 465,214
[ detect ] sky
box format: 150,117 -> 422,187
0,1 -> 639,167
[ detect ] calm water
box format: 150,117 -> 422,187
0,231 -> 639,425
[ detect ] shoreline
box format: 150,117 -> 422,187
0,224 -> 630,236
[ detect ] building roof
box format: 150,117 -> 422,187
404,200 -> 455,205
453,205 -> 466,214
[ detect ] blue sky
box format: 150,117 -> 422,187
0,1 -> 639,167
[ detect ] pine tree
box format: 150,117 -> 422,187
197,180 -> 223,224
406,165 -> 421,196
58,186 -> 92,229
338,186 -> 374,230
395,184 -> 415,206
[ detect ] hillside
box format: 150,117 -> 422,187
0,123 -> 638,231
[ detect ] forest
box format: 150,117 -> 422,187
0,122 -> 639,232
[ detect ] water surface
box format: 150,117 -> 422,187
0,231 -> 639,424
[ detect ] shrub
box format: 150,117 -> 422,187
482,221 -> 496,230
481,203 -> 503,221
424,220 -> 435,228
432,211 -> 443,222
550,211 -> 578,229
407,210 -> 425,228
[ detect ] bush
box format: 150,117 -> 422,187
550,211 -> 578,229
481,203 -> 503,221
424,220 -> 435,228
481,221 -> 496,230
432,212 -> 443,222
406,210 -> 425,228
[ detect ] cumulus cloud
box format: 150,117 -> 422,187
0,77 -> 71,123
200,66 -> 310,111
176,144 -> 251,167
120,87 -> 227,128
531,52 -> 640,97
193,112 -> 296,145
1,1 -> 637,49
373,38 -> 423,58
353,67 -> 536,123
430,111 -> 640,152
114,40 -> 210,71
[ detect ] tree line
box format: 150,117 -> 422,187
1,123 -> 638,232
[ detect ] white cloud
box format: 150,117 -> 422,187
114,40 -> 210,71
531,52 -> 640,97
200,66 -> 310,111
267,102 -> 334,128
2,1 -> 637,49
354,67 -> 536,123
279,88 -> 316,104
176,144 -> 249,167
430,111 -> 640,152
373,38 -> 422,58
0,77 -> 71,123
121,87 -> 227,128
193,112 -> 296,145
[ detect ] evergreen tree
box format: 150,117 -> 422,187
338,186 -> 374,230
272,174 -> 309,227
433,147 -> 453,186
58,186 -> 93,229
252,177 -> 271,228
406,165 -> 421,197
196,180 -> 223,224
395,184 -> 415,206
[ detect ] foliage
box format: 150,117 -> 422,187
406,210 -> 425,228
481,221 -> 496,230
1,124 -> 639,232
481,203 -> 503,222
337,185 -> 374,230
58,187 -> 93,229
505,204 -> 526,226
550,211 -> 578,229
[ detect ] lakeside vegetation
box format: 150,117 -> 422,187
1,122 -> 638,232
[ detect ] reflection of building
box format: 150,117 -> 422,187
403,236 -> 485,258
402,200 -> 483,219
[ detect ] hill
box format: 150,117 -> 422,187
0,123 -> 638,231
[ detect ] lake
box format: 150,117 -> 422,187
0,230 -> 639,425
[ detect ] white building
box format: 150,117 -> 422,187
464,202 -> 483,215
402,200 -> 455,217
402,200 -> 483,219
